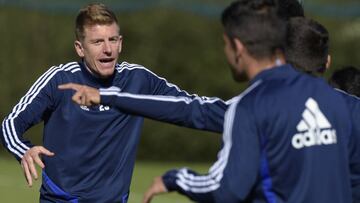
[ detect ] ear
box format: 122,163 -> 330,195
326,54 -> 331,70
74,40 -> 85,58
233,38 -> 245,58
118,35 -> 123,54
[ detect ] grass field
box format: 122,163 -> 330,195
0,156 -> 210,203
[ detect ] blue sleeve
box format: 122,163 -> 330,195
101,65 -> 228,132
161,99 -> 260,202
100,87 -> 228,132
0,67 -> 61,161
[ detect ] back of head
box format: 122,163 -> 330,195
75,3 -> 119,41
329,66 -> 360,97
285,17 -> 329,74
221,0 -> 287,60
276,0 -> 304,20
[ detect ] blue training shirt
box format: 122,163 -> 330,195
102,64 -> 353,202
167,65 -> 353,202
0,61 -> 226,202
165,65 -> 353,202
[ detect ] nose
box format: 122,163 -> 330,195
103,41 -> 112,55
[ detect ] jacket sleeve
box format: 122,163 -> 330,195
100,87 -> 229,133
100,66 -> 230,132
0,66 -> 61,161
160,98 -> 260,203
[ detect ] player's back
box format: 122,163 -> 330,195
240,64 -> 352,202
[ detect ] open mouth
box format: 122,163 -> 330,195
99,58 -> 115,63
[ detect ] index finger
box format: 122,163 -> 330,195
58,83 -> 83,91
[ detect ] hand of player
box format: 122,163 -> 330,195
142,176 -> 168,203
21,146 -> 55,187
58,83 -> 100,106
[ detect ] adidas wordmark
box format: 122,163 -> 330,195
292,98 -> 337,149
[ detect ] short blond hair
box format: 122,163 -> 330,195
75,3 -> 119,40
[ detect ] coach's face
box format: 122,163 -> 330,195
75,22 -> 122,78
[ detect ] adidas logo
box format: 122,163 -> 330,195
291,98 -> 337,149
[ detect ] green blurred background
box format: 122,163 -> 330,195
0,0 -> 359,202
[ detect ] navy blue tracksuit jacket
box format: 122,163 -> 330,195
100,65 -> 353,202
0,61 -> 226,202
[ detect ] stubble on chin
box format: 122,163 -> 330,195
228,63 -> 248,83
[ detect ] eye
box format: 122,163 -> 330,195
109,37 -> 119,43
91,40 -> 103,45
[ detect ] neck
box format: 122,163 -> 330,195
245,54 -> 285,80
83,61 -> 109,79
82,61 -> 114,82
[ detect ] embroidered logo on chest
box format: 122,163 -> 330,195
80,105 -> 111,112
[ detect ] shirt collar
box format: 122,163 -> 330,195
250,63 -> 295,85
79,61 -> 115,87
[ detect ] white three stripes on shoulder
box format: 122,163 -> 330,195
1,62 -> 80,159
174,80 -> 263,193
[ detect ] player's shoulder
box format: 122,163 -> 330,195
115,61 -> 164,79
335,88 -> 360,110
44,61 -> 81,76
115,61 -> 149,74
230,80 -> 264,109
34,61 -> 81,84
335,88 -> 360,101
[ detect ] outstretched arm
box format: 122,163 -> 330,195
59,83 -> 228,133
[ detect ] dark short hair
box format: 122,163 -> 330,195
329,66 -> 360,97
75,3 -> 119,41
276,0 -> 304,20
221,0 -> 287,59
285,17 -> 329,74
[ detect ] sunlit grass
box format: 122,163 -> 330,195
0,156 -> 210,203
